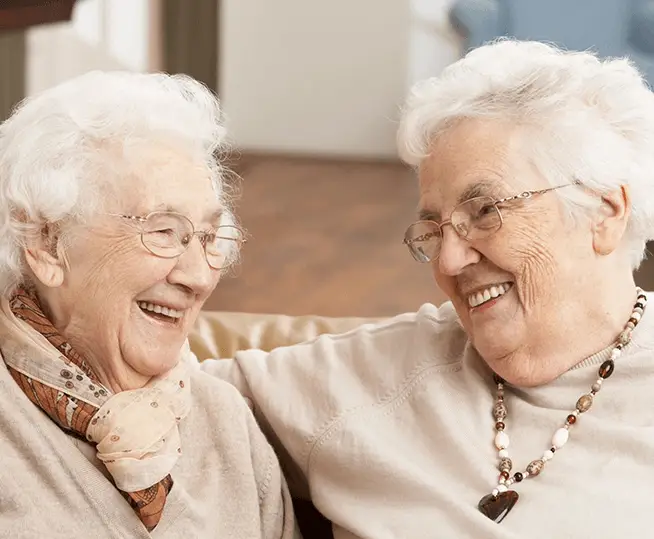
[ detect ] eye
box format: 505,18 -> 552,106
478,204 -> 496,216
151,228 -> 177,236
468,204 -> 497,223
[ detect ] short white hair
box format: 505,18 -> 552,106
398,39 -> 654,269
0,71 -> 236,297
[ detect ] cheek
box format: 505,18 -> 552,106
516,246 -> 558,310
493,214 -> 563,309
74,241 -> 176,298
432,267 -> 457,301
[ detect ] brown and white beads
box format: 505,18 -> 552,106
488,289 -> 647,499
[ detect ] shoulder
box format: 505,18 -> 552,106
186,368 -> 255,426
183,368 -> 275,466
352,301 -> 463,347
235,301 -> 467,370
180,369 -> 292,520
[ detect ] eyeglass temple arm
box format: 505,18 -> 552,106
494,181 -> 581,205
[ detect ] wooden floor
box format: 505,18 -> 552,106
204,154 -> 445,317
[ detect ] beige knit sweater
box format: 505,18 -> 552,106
0,358 -> 298,538
201,297 -> 654,539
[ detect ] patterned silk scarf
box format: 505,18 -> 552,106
2,289 -> 191,531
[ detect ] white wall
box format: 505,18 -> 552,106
408,0 -> 463,94
25,1 -> 462,158
26,0 -> 150,96
220,0 -> 462,159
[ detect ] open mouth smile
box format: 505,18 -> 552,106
467,283 -> 513,308
137,301 -> 185,325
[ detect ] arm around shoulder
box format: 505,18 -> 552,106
199,307 -> 448,490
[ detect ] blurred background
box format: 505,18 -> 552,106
1,0 -> 654,317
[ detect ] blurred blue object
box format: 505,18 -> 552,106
449,0 -> 654,85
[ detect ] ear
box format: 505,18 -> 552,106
23,224 -> 66,288
592,185 -> 630,256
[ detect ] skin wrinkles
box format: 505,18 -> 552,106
417,118 -> 636,387
26,144 -> 223,393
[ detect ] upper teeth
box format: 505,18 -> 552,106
468,283 -> 511,308
138,301 -> 184,319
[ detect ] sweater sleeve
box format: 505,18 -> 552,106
199,309 -> 435,499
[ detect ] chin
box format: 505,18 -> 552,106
128,348 -> 182,379
471,330 -> 516,364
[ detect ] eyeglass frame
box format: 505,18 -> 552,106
107,211 -> 247,270
403,182 -> 579,263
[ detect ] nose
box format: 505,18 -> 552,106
167,236 -> 217,296
436,226 -> 481,276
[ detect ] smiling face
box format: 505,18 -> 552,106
26,144 -> 226,392
417,119 -> 624,382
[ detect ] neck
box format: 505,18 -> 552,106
500,270 -> 639,387
63,327 -> 153,394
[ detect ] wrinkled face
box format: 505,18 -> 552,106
418,119 -> 597,367
39,145 -> 225,391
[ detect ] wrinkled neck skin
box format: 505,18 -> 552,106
482,265 -> 638,388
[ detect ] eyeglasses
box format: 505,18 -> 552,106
109,211 -> 246,270
403,183 -> 577,263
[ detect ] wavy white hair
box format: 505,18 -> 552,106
0,71 -> 237,297
398,39 -> 654,269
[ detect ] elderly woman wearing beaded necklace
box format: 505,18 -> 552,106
202,39 -> 654,539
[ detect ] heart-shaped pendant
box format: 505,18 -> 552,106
478,491 -> 519,523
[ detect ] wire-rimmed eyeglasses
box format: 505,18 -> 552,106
403,183 -> 577,263
109,211 -> 246,270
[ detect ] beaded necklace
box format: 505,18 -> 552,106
478,289 -> 647,523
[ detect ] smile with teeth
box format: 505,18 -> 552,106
467,283 -> 513,308
137,301 -> 184,320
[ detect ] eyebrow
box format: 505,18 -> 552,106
151,204 -> 224,225
417,180 -> 501,222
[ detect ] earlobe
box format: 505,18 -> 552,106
23,232 -> 65,288
592,185 -> 630,256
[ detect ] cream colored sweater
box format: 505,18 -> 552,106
0,360 -> 298,538
201,297 -> 654,539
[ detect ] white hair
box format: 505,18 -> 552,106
0,71 -> 238,297
398,39 -> 654,269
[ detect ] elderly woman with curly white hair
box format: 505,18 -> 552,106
204,39 -> 654,538
0,73 -> 297,538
